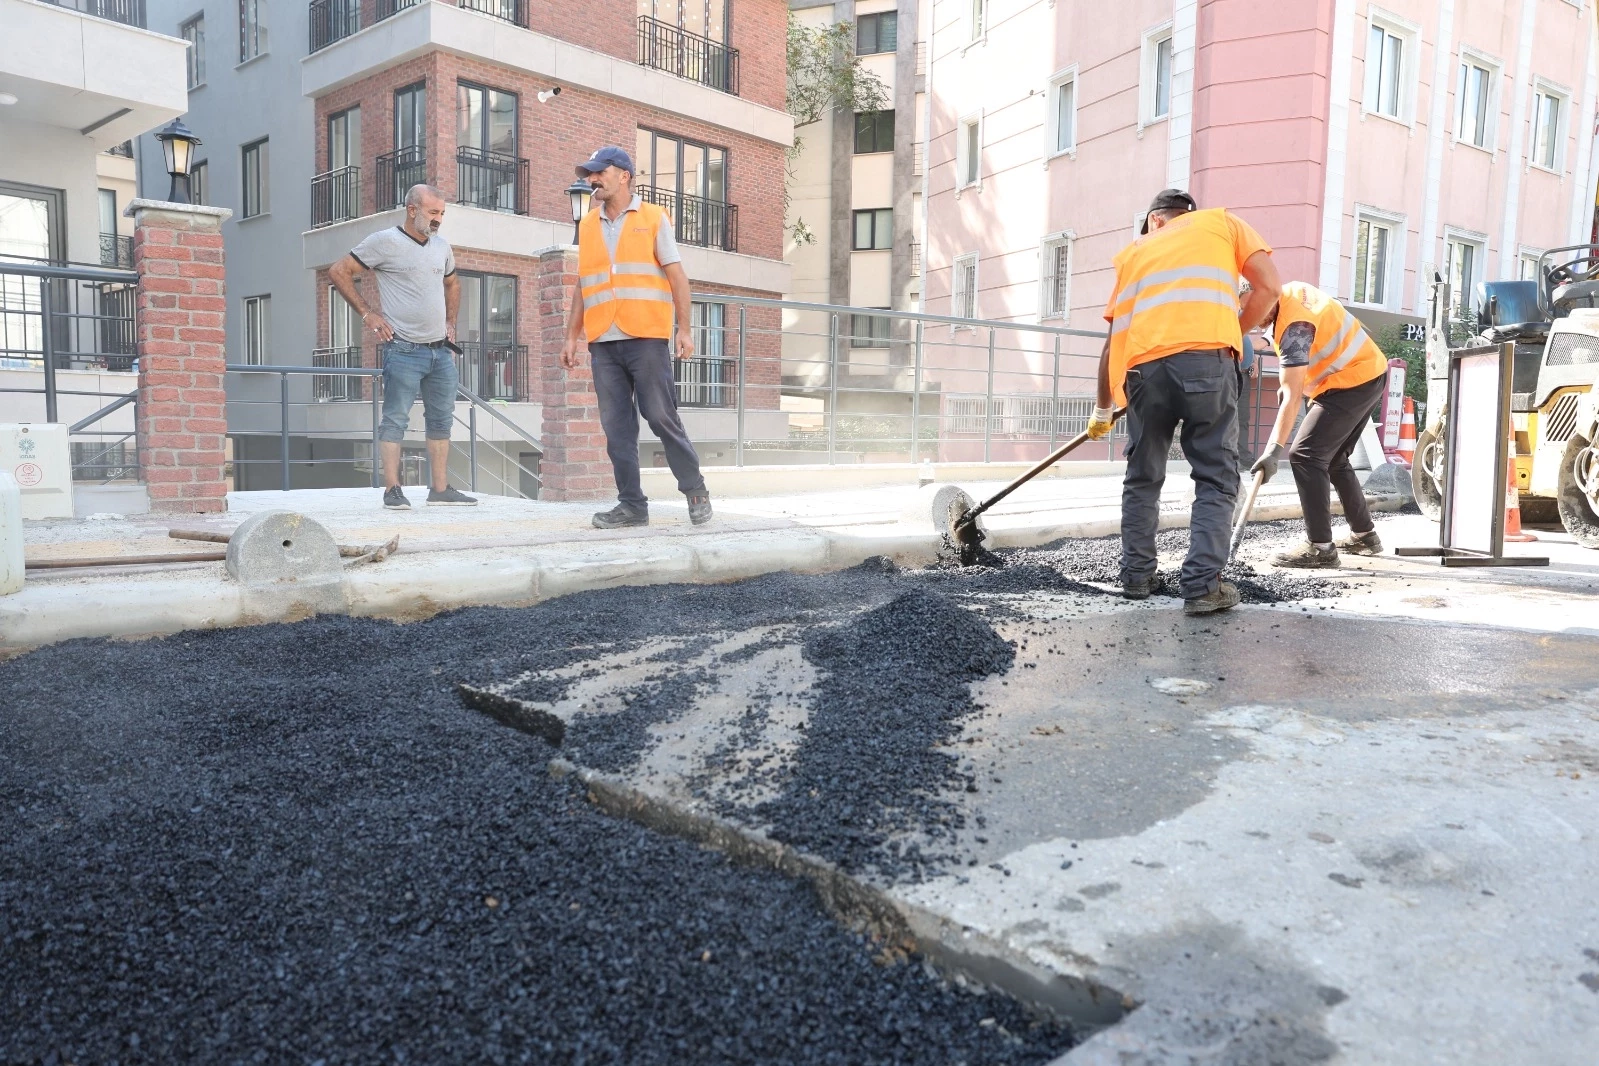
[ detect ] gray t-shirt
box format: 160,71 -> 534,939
350,227 -> 456,344
595,195 -> 682,343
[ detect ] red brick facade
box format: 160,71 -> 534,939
131,204 -> 230,513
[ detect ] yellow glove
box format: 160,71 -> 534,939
1086,405 -> 1116,440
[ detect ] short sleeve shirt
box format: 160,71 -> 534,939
349,227 -> 456,344
596,195 -> 681,343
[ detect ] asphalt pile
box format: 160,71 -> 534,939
0,610 -> 1070,1066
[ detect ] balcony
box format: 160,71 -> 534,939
377,0 -> 419,19
99,233 -> 132,269
456,0 -> 525,28
456,147 -> 528,215
636,185 -> 737,253
39,0 -> 145,28
309,0 -> 360,53
456,341 -> 526,401
310,166 -> 362,228
311,346 -> 368,402
636,15 -> 739,96
376,146 -> 426,211
674,356 -> 736,408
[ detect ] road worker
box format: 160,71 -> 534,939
1089,189 -> 1282,615
1249,281 -> 1389,567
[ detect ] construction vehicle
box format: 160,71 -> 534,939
1413,243 -> 1599,546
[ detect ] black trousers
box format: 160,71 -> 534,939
590,337 -> 706,509
1289,373 -> 1386,544
1122,350 -> 1241,599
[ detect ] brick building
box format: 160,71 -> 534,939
139,0 -> 792,497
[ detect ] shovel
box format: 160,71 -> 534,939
1227,469 -> 1268,563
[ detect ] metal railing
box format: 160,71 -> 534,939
674,356 -> 735,408
310,166 -> 362,227
40,0 -> 146,28
99,234 -> 133,269
376,146 -> 426,211
377,0 -> 419,20
457,0 -> 525,26
309,0 -> 361,52
637,16 -> 740,95
636,185 -> 737,252
455,341 -> 526,402
456,147 -> 529,215
224,362 -> 543,497
909,241 -> 921,278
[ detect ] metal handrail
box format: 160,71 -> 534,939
1,260 -> 137,283
69,391 -> 136,434
689,291 -> 1108,340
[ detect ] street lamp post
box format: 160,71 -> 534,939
155,119 -> 202,205
566,179 -> 591,245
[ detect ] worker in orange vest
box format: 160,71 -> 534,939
561,146 -> 712,529
1090,189 -> 1282,615
1250,282 -> 1389,566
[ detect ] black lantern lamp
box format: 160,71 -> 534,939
155,118 -> 202,204
566,178 -> 592,244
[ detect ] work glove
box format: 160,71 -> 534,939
1251,442 -> 1283,482
1086,406 -> 1116,441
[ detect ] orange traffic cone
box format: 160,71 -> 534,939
1395,397 -> 1417,467
1505,443 -> 1537,542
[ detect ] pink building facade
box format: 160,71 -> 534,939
922,0 -> 1599,348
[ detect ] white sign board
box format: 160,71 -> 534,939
1380,363 -> 1406,449
1445,351 -> 1505,555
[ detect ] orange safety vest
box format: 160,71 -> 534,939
1104,208 -> 1265,407
1272,282 -> 1388,398
577,202 -> 675,342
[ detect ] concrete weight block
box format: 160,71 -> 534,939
225,511 -> 343,586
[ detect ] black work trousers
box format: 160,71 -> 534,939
590,337 -> 706,510
1289,372 -> 1386,544
1121,350 -> 1241,599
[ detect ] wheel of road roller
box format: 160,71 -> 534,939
1412,426 -> 1444,521
1557,434 -> 1599,548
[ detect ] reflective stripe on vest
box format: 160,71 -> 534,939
577,203 -> 675,341
1274,282 -> 1387,398
1305,315 -> 1373,387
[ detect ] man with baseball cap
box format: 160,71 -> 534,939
560,146 -> 712,528
1088,188 -> 1282,615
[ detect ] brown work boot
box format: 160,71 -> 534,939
1184,581 -> 1240,616
1271,542 -> 1340,568
1335,529 -> 1383,556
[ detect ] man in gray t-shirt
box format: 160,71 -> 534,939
330,184 -> 476,509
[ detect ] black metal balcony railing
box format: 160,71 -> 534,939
99,233 -> 133,269
674,356 -> 736,408
309,0 -> 361,52
377,0 -> 420,21
312,346 -> 368,402
376,146 -> 426,211
310,166 -> 362,227
636,185 -> 737,253
40,0 -> 146,29
455,342 -> 526,402
637,16 -> 740,95
456,147 -> 529,215
106,140 -> 134,158
456,0 -> 526,27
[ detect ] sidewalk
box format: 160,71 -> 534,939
3,465 -> 1399,651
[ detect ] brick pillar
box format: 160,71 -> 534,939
534,247 -> 612,501
127,199 -> 233,514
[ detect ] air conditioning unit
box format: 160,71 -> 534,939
0,423 -> 75,519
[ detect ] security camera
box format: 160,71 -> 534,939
537,86 -> 562,103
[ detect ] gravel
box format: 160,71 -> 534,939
0,610 -> 1071,1066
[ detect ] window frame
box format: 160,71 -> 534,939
1047,66 -> 1079,160
952,252 -> 979,324
635,127 -> 730,204
1518,247 -> 1546,282
241,137 -> 269,219
853,109 -> 895,155
1361,9 -> 1419,126
968,0 -> 986,45
1140,22 -> 1174,128
238,0 -> 266,64
1454,49 -> 1500,152
328,106 -> 361,170
243,294 -> 271,366
955,112 -> 982,191
856,11 -> 897,56
851,207 -> 893,251
1038,232 -> 1073,321
690,300 -> 726,358
1443,228 -> 1488,318
456,80 -> 520,159
1530,79 -> 1570,174
1350,205 -> 1405,310
394,82 -> 426,151
190,159 -> 208,207
181,14 -> 205,88
848,310 -> 892,350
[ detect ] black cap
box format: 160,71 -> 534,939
1140,188 -> 1198,235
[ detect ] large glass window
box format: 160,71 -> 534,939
691,300 -> 725,358
181,15 -> 205,88
394,83 -> 426,150
637,0 -> 727,42
238,0 -> 266,62
1364,23 -> 1405,118
852,208 -> 892,250
457,82 -> 517,157
1353,217 -> 1391,306
456,271 -> 517,399
98,189 -> 117,238
857,12 -> 897,55
242,138 -> 269,218
1534,87 -> 1564,170
854,110 -> 894,154
329,287 -> 361,350
1445,238 -> 1481,317
243,295 -> 270,365
635,129 -> 727,203
328,107 -> 361,169
0,181 -> 64,264
1458,61 -> 1491,148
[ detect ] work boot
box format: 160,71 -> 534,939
1335,529 -> 1383,556
1122,574 -> 1156,600
427,486 -> 477,506
1271,541 -> 1340,568
383,485 -> 411,510
593,504 -> 648,529
1184,581 -> 1240,616
687,492 -> 713,526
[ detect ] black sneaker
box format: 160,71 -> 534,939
383,485 -> 411,510
1271,542 -> 1340,568
687,492 -> 713,526
1184,581 -> 1241,616
427,486 -> 478,506
1122,575 -> 1156,600
593,504 -> 648,529
1336,530 -> 1383,556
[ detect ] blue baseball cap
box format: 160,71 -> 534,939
576,146 -> 634,177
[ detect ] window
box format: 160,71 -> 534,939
243,295 -> 270,366
691,301 -> 725,358
854,110 -> 894,154
956,115 -> 981,188
1520,251 -> 1544,282
857,12 -> 896,55
328,107 -> 360,169
849,312 -> 891,348
238,0 -> 265,62
1364,21 -> 1406,119
637,0 -> 729,43
329,287 -> 361,350
98,189 -> 117,237
1048,70 -> 1077,155
953,253 -> 978,319
1444,236 -> 1483,316
1144,29 -> 1173,122
1533,85 -> 1565,171
1457,59 -> 1492,148
852,208 -> 892,250
457,83 -> 517,157
1040,236 -> 1070,319
181,15 -> 205,88
395,83 -> 425,150
190,160 -> 208,207
969,0 -> 985,42
1353,216 -> 1392,305
242,138 -> 269,217
635,129 -> 728,203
